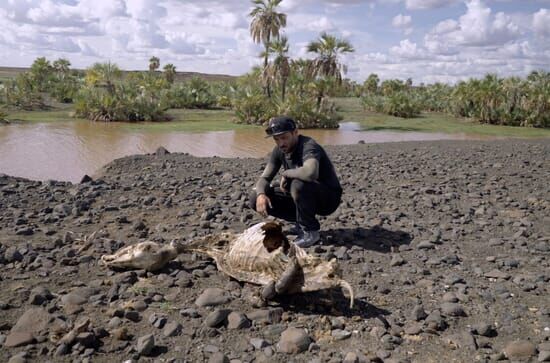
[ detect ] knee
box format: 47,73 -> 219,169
290,179 -> 309,201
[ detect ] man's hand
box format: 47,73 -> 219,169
280,176 -> 287,193
256,194 -> 272,217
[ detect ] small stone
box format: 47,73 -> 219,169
208,352 -> 229,363
410,305 -> 428,321
390,254 -> 405,267
442,292 -> 458,303
227,312 -> 251,330
7,352 -> 28,363
163,322 -> 182,337
136,334 -> 155,356
538,351 -> 550,362
331,329 -> 352,340
205,309 -> 231,328
504,340 -> 537,360
484,269 -> 510,280
278,327 -> 311,354
472,323 -> 496,337
4,332 -> 35,347
441,303 -> 466,317
404,323 -> 423,335
250,338 -> 270,350
112,327 -> 129,341
417,241 -> 435,250
195,288 -> 231,307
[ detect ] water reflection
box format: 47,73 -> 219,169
0,120 -> 496,182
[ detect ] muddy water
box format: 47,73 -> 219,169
0,121 -> 496,182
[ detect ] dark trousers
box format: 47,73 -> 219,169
249,179 -> 342,231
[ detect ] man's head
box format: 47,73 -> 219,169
265,116 -> 299,154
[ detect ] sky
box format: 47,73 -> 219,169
0,0 -> 549,84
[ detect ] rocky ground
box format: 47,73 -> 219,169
0,139 -> 549,363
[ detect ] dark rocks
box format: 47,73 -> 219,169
227,312 -> 251,329
136,334 -> 155,356
441,303 -> 466,317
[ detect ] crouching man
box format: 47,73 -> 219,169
249,116 -> 342,247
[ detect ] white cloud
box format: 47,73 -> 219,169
392,14 -> 411,28
405,0 -> 459,10
533,8 -> 550,37
389,39 -> 423,58
425,0 -> 521,52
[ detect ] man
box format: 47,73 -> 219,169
249,116 -> 342,247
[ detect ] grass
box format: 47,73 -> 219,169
5,96 -> 550,137
8,106 -> 257,132
334,97 -> 550,138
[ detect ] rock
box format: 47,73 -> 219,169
205,309 -> 231,328
472,323 -> 496,337
504,340 -> 537,360
331,329 -> 352,340
404,322 -> 423,335
539,351 -> 550,362
163,322 -> 182,337
10,308 -> 52,337
410,305 -> 428,321
250,338 -> 270,350
136,334 -> 155,356
4,246 -> 23,262
441,302 -> 466,317
61,287 -> 99,306
80,174 -> 93,183
417,241 -> 435,250
442,292 -> 458,303
28,286 -> 53,305
246,308 -> 283,324
208,352 -> 229,363
155,146 -> 170,156
7,352 -> 28,363
484,269 -> 511,280
390,254 -> 405,267
227,312 -> 251,329
277,327 -> 311,354
4,332 -> 35,347
445,332 -> 477,351
195,288 -> 231,307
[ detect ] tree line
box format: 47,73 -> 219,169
360,72 -> 549,127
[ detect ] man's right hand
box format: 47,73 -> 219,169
256,194 -> 272,217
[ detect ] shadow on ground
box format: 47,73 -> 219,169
273,289 -> 390,319
322,225 -> 412,253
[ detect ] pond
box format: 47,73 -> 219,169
0,120 -> 497,182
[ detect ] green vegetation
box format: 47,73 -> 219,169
361,71 -> 550,127
337,97 -> 550,138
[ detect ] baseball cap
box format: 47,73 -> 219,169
265,116 -> 296,138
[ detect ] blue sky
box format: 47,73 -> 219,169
0,0 -> 548,84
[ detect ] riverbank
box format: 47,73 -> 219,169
6,97 -> 550,138
1,139 -> 548,362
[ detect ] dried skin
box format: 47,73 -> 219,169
101,222 -> 354,307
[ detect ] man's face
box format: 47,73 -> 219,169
273,130 -> 298,154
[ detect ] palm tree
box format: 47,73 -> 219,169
53,58 -> 71,74
268,36 -> 290,101
30,57 -> 53,92
163,63 -> 177,84
363,73 -> 379,95
249,0 -> 287,97
307,32 -> 354,83
85,62 -> 122,95
149,56 -> 160,72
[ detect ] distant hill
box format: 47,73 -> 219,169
0,66 -> 237,82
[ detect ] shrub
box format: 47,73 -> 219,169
383,91 -> 422,118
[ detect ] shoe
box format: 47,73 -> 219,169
287,223 -> 303,237
294,230 -> 320,248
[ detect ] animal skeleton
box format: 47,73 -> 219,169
101,222 -> 354,307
